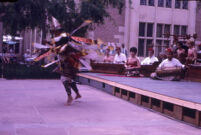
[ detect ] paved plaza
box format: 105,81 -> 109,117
0,79 -> 200,135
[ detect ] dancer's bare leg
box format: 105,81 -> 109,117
63,80 -> 74,105
67,95 -> 73,105
70,82 -> 82,99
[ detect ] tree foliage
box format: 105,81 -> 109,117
0,0 -> 126,36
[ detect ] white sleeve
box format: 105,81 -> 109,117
141,58 -> 148,65
175,59 -> 185,68
154,57 -> 159,62
158,60 -> 165,68
113,55 -> 117,63
123,54 -> 127,63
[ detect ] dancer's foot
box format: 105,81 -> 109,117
66,96 -> 73,105
75,93 -> 82,99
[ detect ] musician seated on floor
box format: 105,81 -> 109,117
103,48 -> 114,63
150,48 -> 185,81
125,47 -> 141,76
113,47 -> 127,64
141,48 -> 158,65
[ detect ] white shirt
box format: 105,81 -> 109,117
121,48 -> 128,57
141,56 -> 159,65
159,58 -> 184,69
113,53 -> 127,64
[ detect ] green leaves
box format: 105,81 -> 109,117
0,0 -> 125,36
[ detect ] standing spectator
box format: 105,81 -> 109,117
176,42 -> 186,64
121,44 -> 128,57
186,41 -> 197,65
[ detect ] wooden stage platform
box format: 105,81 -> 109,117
78,72 -> 201,127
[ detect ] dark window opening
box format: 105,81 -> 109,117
102,83 -> 105,88
147,23 -> 153,37
166,0 -> 172,8
163,102 -> 173,112
158,0 -> 164,7
115,87 -> 120,93
140,0 -> 147,5
142,95 -> 149,103
148,0 -> 154,6
175,0 -> 181,9
183,107 -> 196,119
122,89 -> 127,96
138,39 -> 145,56
139,22 -> 146,36
151,98 -> 160,107
129,92 -> 136,98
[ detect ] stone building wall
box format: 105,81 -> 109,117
196,2 -> 201,43
88,7 -> 125,44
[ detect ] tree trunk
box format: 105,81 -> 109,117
0,22 -> 3,53
42,26 -> 47,44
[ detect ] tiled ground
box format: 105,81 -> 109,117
0,79 -> 200,135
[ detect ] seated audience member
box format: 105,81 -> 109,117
186,41 -> 197,65
103,48 -> 113,63
158,52 -> 167,63
113,47 -> 127,64
141,48 -> 158,65
176,42 -> 186,64
125,47 -> 141,76
151,48 -> 185,81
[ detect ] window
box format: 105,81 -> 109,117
139,23 -> 146,37
175,0 -> 181,9
174,25 -> 180,35
166,0 -> 171,8
182,0 -> 188,9
147,23 -> 153,37
138,22 -> 154,57
148,0 -> 154,6
140,0 -> 147,5
174,25 -> 187,36
155,24 -> 171,56
181,26 -> 187,35
158,0 -> 164,7
157,24 -> 163,37
138,39 -> 145,56
164,24 -> 171,34
156,40 -> 162,56
164,40 -> 170,47
146,39 -> 153,56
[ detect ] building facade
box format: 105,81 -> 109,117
196,1 -> 201,43
91,0 -> 198,57
87,7 -> 126,44
0,0 -> 199,58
